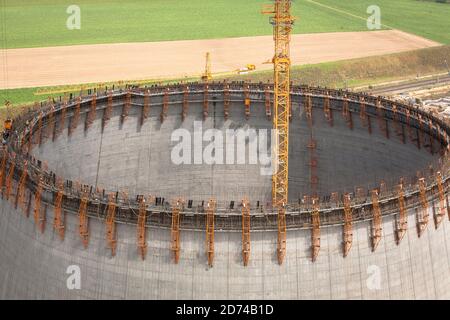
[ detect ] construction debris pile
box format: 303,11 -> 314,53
422,96 -> 450,123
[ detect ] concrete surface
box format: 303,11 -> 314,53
0,96 -> 448,299
0,196 -> 449,299
34,99 -> 438,204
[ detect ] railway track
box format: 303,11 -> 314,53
366,74 -> 450,96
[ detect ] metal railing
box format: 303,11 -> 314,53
2,82 -> 449,232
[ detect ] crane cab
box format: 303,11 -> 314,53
4,119 -> 12,131
2,119 -> 13,145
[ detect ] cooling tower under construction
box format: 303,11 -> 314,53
0,82 -> 450,299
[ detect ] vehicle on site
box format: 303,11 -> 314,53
3,101 -> 13,145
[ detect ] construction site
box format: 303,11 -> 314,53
0,1 -> 450,300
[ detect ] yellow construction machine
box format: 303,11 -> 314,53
2,100 -> 13,144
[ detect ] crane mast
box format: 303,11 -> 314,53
201,52 -> 212,82
263,0 -> 294,265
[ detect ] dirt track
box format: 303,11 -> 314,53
0,30 -> 440,90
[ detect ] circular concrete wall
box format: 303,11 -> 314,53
1,83 -> 449,299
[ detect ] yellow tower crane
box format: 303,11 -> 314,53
201,52 -> 213,82
263,0 -> 294,265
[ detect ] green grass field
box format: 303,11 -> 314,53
1,0 -> 449,109
1,0 -> 449,49
0,0 -> 373,49
313,0 -> 450,44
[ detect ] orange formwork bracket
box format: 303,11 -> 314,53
305,94 -> 312,124
4,157 -> 15,201
137,196 -> 148,260
15,162 -> 27,210
405,109 -> 414,142
57,97 -> 68,138
182,86 -> 189,121
103,91 -> 113,130
395,183 -> 408,245
205,199 -> 216,267
428,119 -> 434,155
20,131 -> 28,154
359,97 -> 367,126
0,150 -> 7,191
241,198 -> 251,267
342,96 -> 353,130
69,97 -> 81,136
417,178 -> 429,237
78,190 -> 90,248
224,83 -> 230,120
121,89 -> 132,124
434,172 -> 446,229
392,105 -> 403,140
311,197 -> 321,262
85,94 -> 97,131
36,113 -> 43,146
371,190 -> 383,252
161,88 -> 169,123
26,125 -> 32,154
343,193 -> 353,257
53,183 -> 65,240
48,100 -> 56,142
376,99 -> 387,138
418,115 -> 425,148
323,93 -> 333,126
342,96 -> 349,118
106,193 -> 117,256
448,193 -> 450,222
34,178 -> 46,233
171,199 -> 183,264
